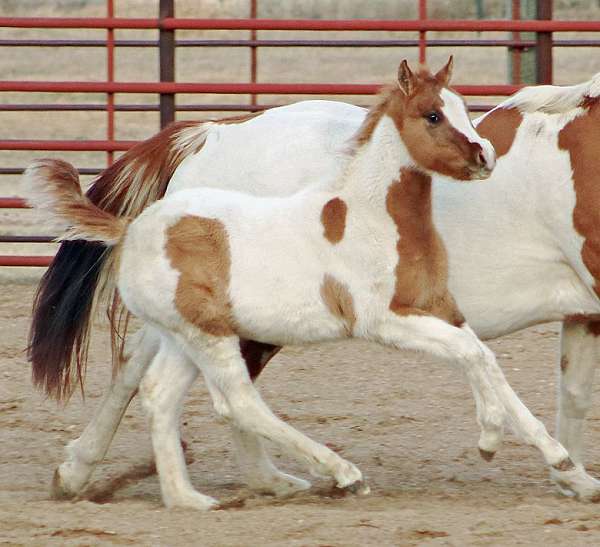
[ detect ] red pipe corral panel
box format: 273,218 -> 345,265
0,8 -> 584,265
0,17 -> 599,32
0,81 -> 522,96
0,256 -> 53,267
0,139 -> 135,151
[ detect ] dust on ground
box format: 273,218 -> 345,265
1,280 -> 600,546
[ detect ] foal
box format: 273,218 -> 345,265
26,60 -> 580,509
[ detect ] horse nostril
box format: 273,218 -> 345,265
477,150 -> 486,166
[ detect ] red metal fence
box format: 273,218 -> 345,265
1,0 -> 600,266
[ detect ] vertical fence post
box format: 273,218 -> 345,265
159,0 -> 175,128
418,0 -> 427,64
106,0 -> 115,165
536,0 -> 553,84
250,0 -> 257,107
507,0 -> 536,84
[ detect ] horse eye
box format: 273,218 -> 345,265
425,111 -> 442,124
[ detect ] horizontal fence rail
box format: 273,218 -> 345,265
2,17 -> 600,31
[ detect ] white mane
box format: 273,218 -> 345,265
496,71 -> 600,114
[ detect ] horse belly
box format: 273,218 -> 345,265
227,239 -> 342,345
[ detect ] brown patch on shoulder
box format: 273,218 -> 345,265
320,274 -> 356,336
166,215 -> 234,337
386,168 -> 465,327
475,107 -> 523,158
321,198 -> 347,244
560,355 -> 569,373
558,100 -> 600,297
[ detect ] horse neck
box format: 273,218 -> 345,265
338,114 -> 428,210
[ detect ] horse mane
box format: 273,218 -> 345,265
497,72 -> 600,114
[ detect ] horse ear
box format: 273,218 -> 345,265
435,56 -> 454,86
397,60 -> 415,96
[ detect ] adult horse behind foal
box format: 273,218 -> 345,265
26,59 -> 596,510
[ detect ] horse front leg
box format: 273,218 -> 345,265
51,325 -> 160,499
371,314 -> 506,459
552,320 -> 600,496
370,313 -> 600,501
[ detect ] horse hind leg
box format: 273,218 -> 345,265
51,325 -> 160,500
189,334 -> 368,494
551,320 -> 599,497
140,335 -> 218,510
203,374 -> 311,497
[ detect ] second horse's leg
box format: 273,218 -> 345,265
52,326 -> 160,499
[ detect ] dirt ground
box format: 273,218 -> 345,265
1,279 -> 600,546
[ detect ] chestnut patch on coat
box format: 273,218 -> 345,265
320,274 -> 356,335
386,168 -> 465,327
321,197 -> 347,244
476,107 -> 523,158
558,100 -> 600,297
166,215 -> 234,337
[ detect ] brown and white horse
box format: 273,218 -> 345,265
26,60 -> 600,509
26,64 -> 600,503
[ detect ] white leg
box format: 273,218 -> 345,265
202,375 -> 311,496
186,334 -> 367,493
52,326 -> 159,499
373,316 -> 506,458
371,314 -> 600,501
552,320 -> 599,496
140,337 -> 218,510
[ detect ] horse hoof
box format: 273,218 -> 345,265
332,480 -> 370,497
51,468 -> 77,500
479,448 -> 496,462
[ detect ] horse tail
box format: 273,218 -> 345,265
24,159 -> 128,245
26,121 -> 211,400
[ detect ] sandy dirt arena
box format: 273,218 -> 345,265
1,279 -> 600,546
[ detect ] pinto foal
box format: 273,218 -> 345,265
26,59 -> 582,510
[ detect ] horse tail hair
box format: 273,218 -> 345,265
24,159 -> 128,246
26,121 -> 211,400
